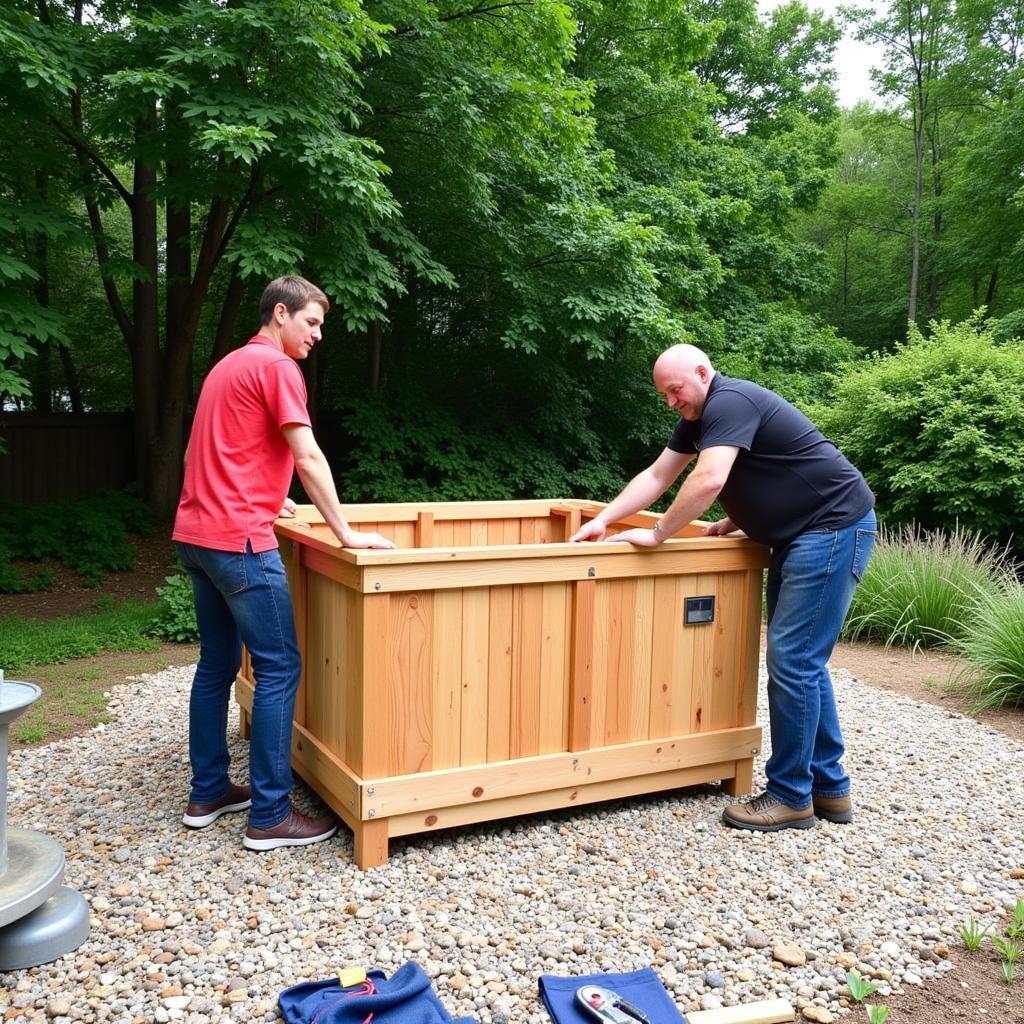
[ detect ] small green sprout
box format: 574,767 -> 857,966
1006,899 -> 1024,940
992,935 -> 1020,964
846,969 -> 881,1003
960,915 -> 991,951
866,1006 -> 891,1024
1000,960 -> 1015,985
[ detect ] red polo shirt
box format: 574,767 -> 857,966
172,336 -> 312,553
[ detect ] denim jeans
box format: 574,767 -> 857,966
176,542 -> 301,828
763,509 -> 876,809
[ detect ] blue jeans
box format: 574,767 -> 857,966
763,510 -> 876,809
176,542 -> 301,828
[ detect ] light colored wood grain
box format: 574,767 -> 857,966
538,582 -> 569,754
568,579 -> 595,752
386,592 -> 433,775
415,511 -> 435,548
487,585 -> 513,761
362,726 -> 762,817
431,588 -> 463,770
353,818 -> 389,870
385,759 -> 740,839
460,587 -> 490,765
686,999 -> 794,1024
510,584 -> 543,759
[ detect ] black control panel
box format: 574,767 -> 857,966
684,595 -> 715,625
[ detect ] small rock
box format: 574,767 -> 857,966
801,1009 -> 833,1023
142,917 -> 166,932
699,994 -> 723,1011
773,942 -> 807,967
744,928 -> 770,949
46,1001 -> 72,1019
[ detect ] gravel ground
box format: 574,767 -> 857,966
4,663 -> 1023,1024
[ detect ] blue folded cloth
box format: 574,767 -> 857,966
539,968 -> 687,1024
279,961 -> 478,1024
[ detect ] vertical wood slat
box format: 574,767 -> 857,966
431,588 -> 463,769
629,576 -> 655,741
710,573 -> 745,731
604,579 -> 631,745
460,587 -> 490,765
739,569 -> 764,727
354,593 -> 389,778
415,511 -> 435,548
649,575 -> 683,739
551,506 -> 582,541
689,573 -> 718,733
289,541 -> 309,728
387,592 -> 433,775
510,584 -> 544,758
538,582 -> 569,754
568,579 -> 596,752
487,586 -> 513,761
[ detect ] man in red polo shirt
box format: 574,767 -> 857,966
173,275 -> 395,850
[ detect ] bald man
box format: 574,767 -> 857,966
571,345 -> 876,832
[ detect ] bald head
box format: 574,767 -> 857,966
653,344 -> 716,421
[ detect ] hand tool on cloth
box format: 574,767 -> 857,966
576,984 -> 654,1024
539,968 -> 687,1024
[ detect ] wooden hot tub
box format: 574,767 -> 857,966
234,499 -> 769,867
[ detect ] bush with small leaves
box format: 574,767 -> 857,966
148,574 -> 199,643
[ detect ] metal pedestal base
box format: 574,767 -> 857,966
0,886 -> 90,971
0,828 -> 64,927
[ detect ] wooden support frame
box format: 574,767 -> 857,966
237,499 -> 769,867
686,999 -> 794,1024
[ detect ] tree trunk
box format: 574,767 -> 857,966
209,270 -> 246,369
59,345 -> 84,412
368,320 -> 383,392
32,170 -> 52,413
985,265 -> 999,310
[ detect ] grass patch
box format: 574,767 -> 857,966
955,580 -> 1024,712
843,524 -> 1009,650
0,597 -> 161,670
9,645 -> 199,747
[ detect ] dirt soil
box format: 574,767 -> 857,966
3,539 -> 1021,1023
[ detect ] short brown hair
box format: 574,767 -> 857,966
259,276 -> 330,324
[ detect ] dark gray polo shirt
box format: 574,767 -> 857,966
667,373 -> 874,547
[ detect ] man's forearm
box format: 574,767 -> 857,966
293,450 -> 354,545
594,468 -> 671,527
655,469 -> 722,538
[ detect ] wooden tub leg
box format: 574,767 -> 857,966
722,757 -> 753,797
354,818 -> 389,869
239,708 -> 251,741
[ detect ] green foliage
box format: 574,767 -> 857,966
842,525 -> 1008,649
960,916 -> 992,952
0,491 -> 153,592
149,574 -> 199,643
845,970 -> 881,1003
1007,900 -> 1024,941
808,319 -> 1024,550
865,1007 -> 890,1024
1001,960 -> 1015,985
956,580 -> 1024,712
992,936 -> 1020,965
0,598 -> 159,670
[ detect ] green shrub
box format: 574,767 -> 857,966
808,317 -> 1024,553
956,579 -> 1024,711
0,490 -> 152,592
149,573 -> 199,643
0,599 -> 160,670
843,524 -> 1008,649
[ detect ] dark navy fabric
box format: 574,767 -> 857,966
539,968 -> 686,1024
278,962 -> 479,1024
667,373 -> 874,547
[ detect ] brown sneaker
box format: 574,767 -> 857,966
182,783 -> 252,828
243,806 -> 338,851
722,791 -> 815,832
812,793 -> 853,823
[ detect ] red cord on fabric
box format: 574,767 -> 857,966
310,976 -> 377,1024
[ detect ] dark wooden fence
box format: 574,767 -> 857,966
0,413 -> 136,505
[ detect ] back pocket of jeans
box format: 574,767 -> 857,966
852,529 -> 876,581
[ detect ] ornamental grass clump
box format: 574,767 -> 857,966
842,524 -> 1008,650
955,580 -> 1024,712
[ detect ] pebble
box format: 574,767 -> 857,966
1,661 -> 1021,1024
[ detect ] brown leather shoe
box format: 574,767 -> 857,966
812,793 -> 853,823
722,791 -> 815,832
243,806 -> 338,851
182,783 -> 252,828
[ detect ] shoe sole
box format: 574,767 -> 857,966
814,808 -> 853,824
182,799 -> 252,829
242,825 -> 338,851
722,812 -> 816,833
